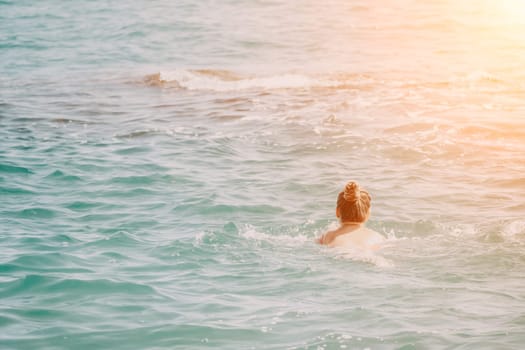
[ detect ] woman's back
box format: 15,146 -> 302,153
329,227 -> 384,249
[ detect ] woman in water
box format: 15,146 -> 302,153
317,181 -> 384,248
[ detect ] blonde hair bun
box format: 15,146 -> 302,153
343,181 -> 361,203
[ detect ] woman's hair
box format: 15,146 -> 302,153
336,181 -> 371,223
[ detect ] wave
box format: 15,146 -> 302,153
144,69 -> 348,92
8,207 -> 58,219
238,225 -> 312,246
501,220 -> 525,243
447,71 -> 502,84
143,68 -> 522,94
0,163 -> 32,174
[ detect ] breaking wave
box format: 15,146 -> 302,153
143,69 -> 349,91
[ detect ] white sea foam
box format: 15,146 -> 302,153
448,71 -> 501,84
501,220 -> 525,243
238,225 -> 311,246
149,69 -> 346,92
144,68 -> 515,95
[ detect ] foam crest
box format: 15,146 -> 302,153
144,68 -> 515,94
501,220 -> 525,243
239,225 -> 311,246
447,223 -> 479,238
146,69 -> 346,92
448,71 -> 501,84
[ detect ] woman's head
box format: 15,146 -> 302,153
336,181 -> 371,223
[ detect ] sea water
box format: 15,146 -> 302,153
1,0 -> 525,349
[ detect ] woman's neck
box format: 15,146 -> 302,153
341,221 -> 363,227
337,221 -> 363,235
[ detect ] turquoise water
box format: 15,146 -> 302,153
2,1 -> 525,349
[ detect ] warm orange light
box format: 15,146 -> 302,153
492,0 -> 525,24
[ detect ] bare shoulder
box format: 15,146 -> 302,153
317,228 -> 340,245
